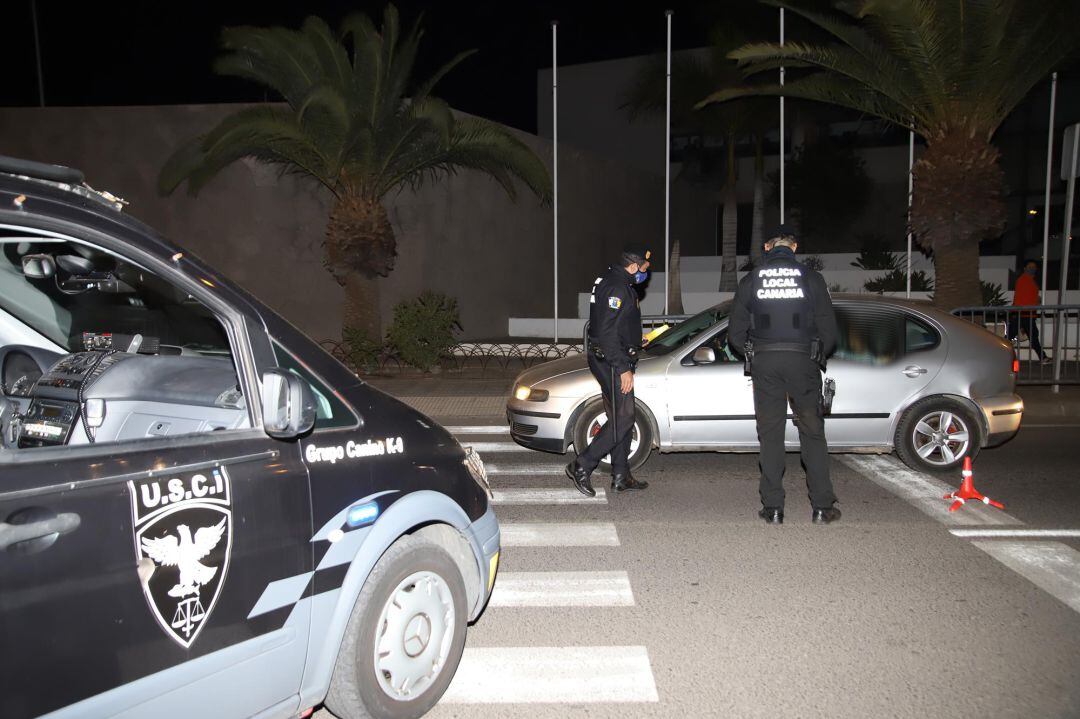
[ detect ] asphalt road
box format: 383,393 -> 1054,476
319,415 -> 1080,719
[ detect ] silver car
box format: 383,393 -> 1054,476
507,296 -> 1023,473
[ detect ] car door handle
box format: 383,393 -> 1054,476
0,512 -> 81,551
903,365 -> 928,378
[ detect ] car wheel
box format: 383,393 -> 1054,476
572,398 -> 654,470
894,397 -> 981,473
326,535 -> 468,719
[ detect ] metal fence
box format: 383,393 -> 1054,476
950,305 -> 1080,386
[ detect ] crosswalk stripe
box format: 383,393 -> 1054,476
467,441 -> 531,453
447,425 -> 508,435
487,462 -> 567,476
951,529 -> 1080,538
839,455 -> 1021,526
492,487 -> 606,505
441,646 -> 659,704
489,571 -> 634,607
970,540 -> 1080,615
500,522 -> 620,547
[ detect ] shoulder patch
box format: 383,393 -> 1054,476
608,296 -> 622,310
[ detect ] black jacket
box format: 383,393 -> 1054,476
729,247 -> 837,355
588,265 -> 643,374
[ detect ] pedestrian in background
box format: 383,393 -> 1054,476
1009,260 -> 1050,364
566,248 -> 651,496
729,226 -> 840,524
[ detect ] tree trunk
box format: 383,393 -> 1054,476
342,273 -> 382,342
668,237 -> 684,315
750,135 -> 765,269
324,195 -> 397,340
719,139 -> 739,292
910,131 -> 1005,310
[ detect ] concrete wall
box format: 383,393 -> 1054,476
0,104 -> 713,341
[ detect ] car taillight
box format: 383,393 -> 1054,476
1012,357 -> 1020,374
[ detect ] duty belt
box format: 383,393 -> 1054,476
753,341 -> 811,353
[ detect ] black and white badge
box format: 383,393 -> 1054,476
128,467 -> 233,649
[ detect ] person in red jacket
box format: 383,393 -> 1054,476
1009,260 -> 1050,364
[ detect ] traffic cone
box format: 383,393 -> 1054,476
943,457 -> 1004,512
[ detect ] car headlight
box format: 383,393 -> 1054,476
463,446 -> 492,498
514,385 -> 549,402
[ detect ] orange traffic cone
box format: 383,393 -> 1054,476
943,457 -> 1004,512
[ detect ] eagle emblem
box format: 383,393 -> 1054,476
129,468 -> 233,648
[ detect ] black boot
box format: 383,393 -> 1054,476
565,460 -> 596,497
611,472 -> 648,492
812,506 -> 842,524
758,507 -> 784,525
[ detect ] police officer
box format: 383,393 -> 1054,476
729,226 -> 841,524
566,248 -> 651,496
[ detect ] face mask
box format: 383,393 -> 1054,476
1026,267 -> 1037,276
633,270 -> 649,284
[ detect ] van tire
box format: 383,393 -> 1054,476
325,535 -> 468,719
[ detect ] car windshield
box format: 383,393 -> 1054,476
0,236 -> 230,355
642,302 -> 731,356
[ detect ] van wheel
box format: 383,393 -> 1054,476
895,397 -> 981,473
572,398 -> 654,470
326,536 -> 467,719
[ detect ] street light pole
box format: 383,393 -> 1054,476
1042,72 -> 1058,301
552,21 -> 559,343
779,8 -> 785,224
32,0 -> 45,107
664,10 -> 672,315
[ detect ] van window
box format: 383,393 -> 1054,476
272,342 -> 357,429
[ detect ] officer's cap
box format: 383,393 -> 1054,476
620,247 -> 651,267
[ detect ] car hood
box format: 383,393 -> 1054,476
513,353 -> 665,392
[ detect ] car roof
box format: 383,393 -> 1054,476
0,155 -> 127,212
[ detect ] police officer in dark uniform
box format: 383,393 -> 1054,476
566,248 -> 651,497
729,226 -> 841,524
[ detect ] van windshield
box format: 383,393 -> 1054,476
642,302 -> 731,356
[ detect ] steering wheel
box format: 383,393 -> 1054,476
0,397 -> 18,449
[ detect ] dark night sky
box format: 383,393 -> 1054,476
0,0 -> 787,133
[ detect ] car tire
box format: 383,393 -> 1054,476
572,398 -> 654,470
894,397 -> 982,473
325,535 -> 468,719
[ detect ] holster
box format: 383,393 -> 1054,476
810,337 -> 827,371
743,340 -> 754,377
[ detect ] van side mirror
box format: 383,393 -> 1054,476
261,369 -> 316,439
690,347 -> 717,365
21,254 -> 55,279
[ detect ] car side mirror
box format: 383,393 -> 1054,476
691,347 -> 717,365
261,369 -> 317,439
21,254 -> 55,279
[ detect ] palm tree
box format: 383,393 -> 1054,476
625,32 -> 774,304
701,0 -> 1080,310
159,7 -> 551,339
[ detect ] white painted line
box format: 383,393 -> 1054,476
492,487 -> 607,505
487,462 -> 568,476
951,529 -> 1080,539
500,522 -> 620,547
489,571 -> 634,607
839,455 -> 1021,526
447,425 -> 509,435
970,541 -> 1080,614
468,441 -> 531,453
441,646 -> 658,704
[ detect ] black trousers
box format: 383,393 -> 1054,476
751,351 -> 836,510
1006,315 -> 1047,360
577,352 -> 636,475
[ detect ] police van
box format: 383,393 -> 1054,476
0,157 -> 499,719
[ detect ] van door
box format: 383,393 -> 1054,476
0,231 -> 312,719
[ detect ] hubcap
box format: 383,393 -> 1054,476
911,410 -> 970,467
586,411 -> 640,464
373,570 -> 456,701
